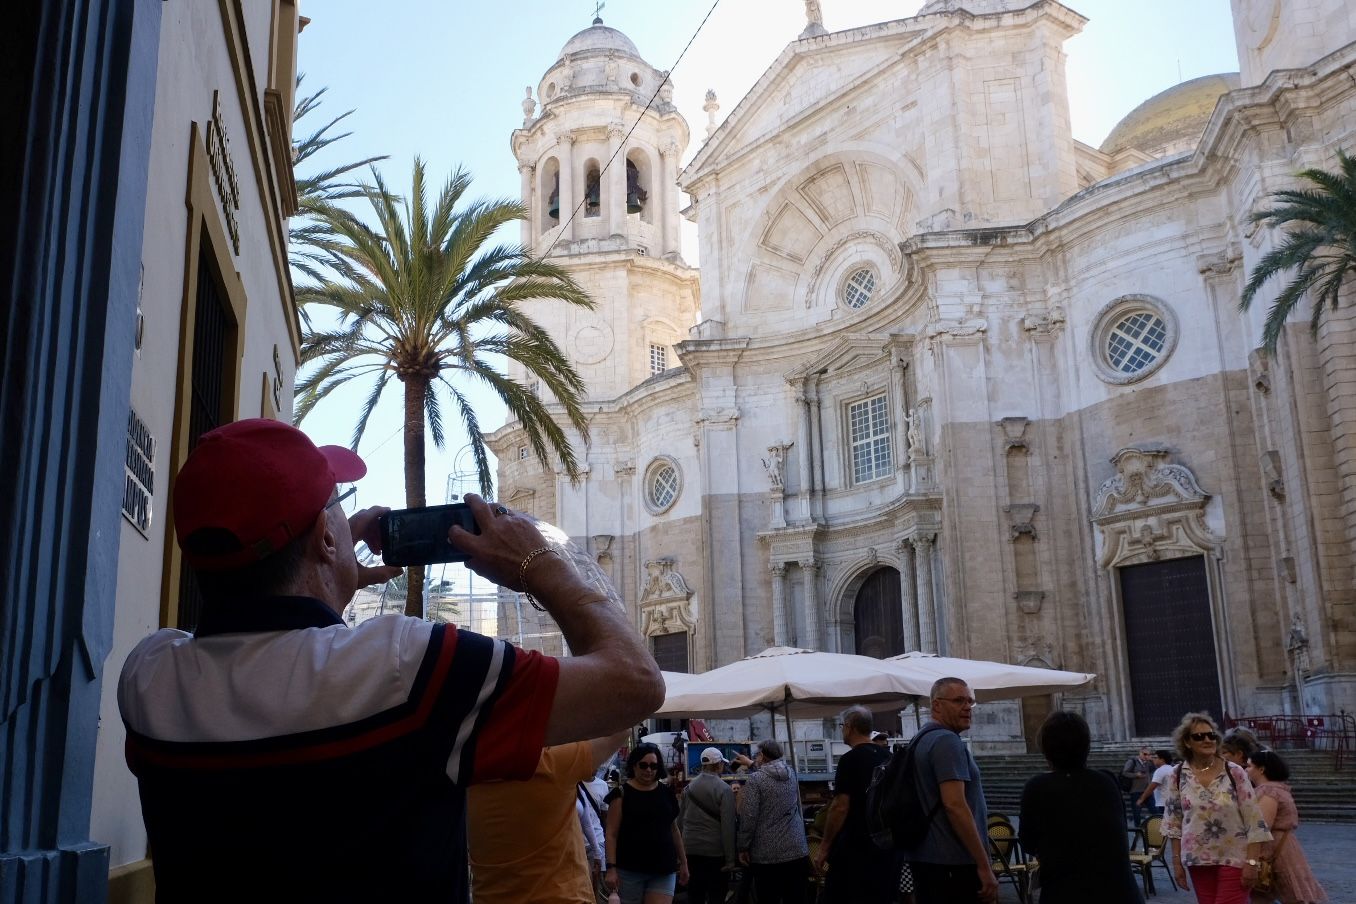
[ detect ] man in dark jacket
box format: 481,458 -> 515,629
680,747 -> 737,904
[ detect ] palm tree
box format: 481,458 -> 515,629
295,158 -> 594,617
290,75 -> 388,296
1241,149 -> 1356,352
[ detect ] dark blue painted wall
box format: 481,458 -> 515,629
0,0 -> 161,900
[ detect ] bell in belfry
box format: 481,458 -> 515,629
547,172 -> 560,220
625,160 -> 647,213
585,170 -> 601,215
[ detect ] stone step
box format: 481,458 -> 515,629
974,749 -> 1356,824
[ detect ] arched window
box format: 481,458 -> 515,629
625,154 -> 650,221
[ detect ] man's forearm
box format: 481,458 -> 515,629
819,800 -> 848,854
943,798 -> 991,871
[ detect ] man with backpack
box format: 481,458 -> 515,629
900,678 -> 998,904
814,705 -> 894,902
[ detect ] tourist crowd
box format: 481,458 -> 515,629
115,419 -> 1329,904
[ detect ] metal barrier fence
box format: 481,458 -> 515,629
1225,712 -> 1355,771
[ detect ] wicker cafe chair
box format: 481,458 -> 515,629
1128,815 -> 1177,896
987,812 -> 1013,829
987,821 -> 1033,904
806,834 -> 826,903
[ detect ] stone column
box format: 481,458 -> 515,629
913,533 -> 937,653
895,538 -> 920,652
800,559 -> 820,650
518,163 -> 534,249
660,140 -> 680,257
808,379 -> 825,522
891,357 -> 909,485
606,122 -> 625,238
796,390 -> 813,523
770,562 -> 788,647
558,134 -> 576,243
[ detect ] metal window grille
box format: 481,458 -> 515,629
650,343 -> 667,375
651,465 -> 679,508
844,268 -> 876,309
1106,312 -> 1167,374
177,246 -> 231,632
849,395 -> 892,484
652,632 -> 689,672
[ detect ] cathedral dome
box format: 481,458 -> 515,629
559,19 -> 641,60
1100,73 -> 1241,158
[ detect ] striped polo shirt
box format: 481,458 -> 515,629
118,595 -> 558,902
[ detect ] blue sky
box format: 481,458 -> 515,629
295,0 -> 1241,520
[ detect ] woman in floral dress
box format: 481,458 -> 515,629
1245,751 -> 1327,904
1164,712 -> 1272,904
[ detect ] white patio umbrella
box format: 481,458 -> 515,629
653,647 -> 924,771
885,651 -> 1095,701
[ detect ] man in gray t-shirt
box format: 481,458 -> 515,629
902,678 -> 998,904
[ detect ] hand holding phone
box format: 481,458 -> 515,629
377,503 -> 480,566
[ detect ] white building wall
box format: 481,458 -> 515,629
90,0 -> 299,875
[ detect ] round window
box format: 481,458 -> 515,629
1090,295 -> 1178,385
843,267 -> 877,309
644,457 -> 682,514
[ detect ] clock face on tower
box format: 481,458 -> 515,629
573,320 -> 614,364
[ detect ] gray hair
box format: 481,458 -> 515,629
841,704 -> 873,736
929,677 -> 968,704
757,738 -> 783,760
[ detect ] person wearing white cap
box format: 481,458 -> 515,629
680,747 -> 737,904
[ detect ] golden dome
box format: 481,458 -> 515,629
1100,73 -> 1241,158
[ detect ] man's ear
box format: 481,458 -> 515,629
309,508 -> 340,562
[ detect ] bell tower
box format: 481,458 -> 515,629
508,17 -> 699,403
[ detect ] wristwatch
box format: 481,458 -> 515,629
1244,859 -> 1259,867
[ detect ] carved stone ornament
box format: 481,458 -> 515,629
592,534 -> 614,561
1005,503 -> 1040,541
1014,590 -> 1045,615
999,416 -> 1029,452
1092,448 -> 1219,569
639,558 -> 696,636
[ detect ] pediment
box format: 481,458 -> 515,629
784,333 -> 902,382
683,21 -> 929,184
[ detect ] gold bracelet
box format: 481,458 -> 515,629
518,546 -> 556,612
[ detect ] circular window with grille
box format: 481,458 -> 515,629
842,267 -> 877,310
643,457 -> 682,514
1090,295 -> 1178,385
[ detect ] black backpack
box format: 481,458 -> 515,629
866,723 -> 947,851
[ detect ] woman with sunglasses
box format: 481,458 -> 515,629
1164,712 -> 1271,904
604,743 -> 688,904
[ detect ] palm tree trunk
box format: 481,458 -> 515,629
403,375 -> 428,618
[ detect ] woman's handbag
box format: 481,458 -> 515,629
1254,831 -> 1291,896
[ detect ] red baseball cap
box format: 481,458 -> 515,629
173,418 -> 367,570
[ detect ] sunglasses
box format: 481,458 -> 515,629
636,761 -> 660,771
1190,731 -> 1219,742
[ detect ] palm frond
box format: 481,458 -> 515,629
1242,149 -> 1356,352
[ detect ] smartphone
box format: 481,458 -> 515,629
377,503 -> 480,566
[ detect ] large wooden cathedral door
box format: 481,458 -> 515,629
1120,556 -> 1223,736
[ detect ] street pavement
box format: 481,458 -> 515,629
996,821 -> 1356,903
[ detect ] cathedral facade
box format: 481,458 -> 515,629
489,0 -> 1356,746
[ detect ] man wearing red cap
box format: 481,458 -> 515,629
117,418 -> 663,903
